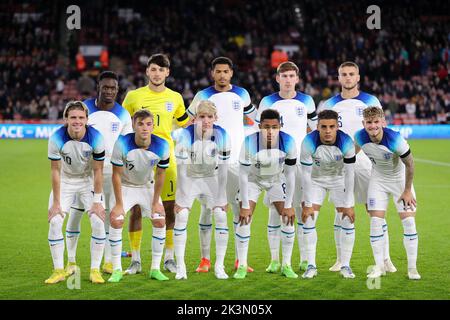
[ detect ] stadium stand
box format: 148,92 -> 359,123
0,0 -> 448,124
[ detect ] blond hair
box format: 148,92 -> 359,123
196,100 -> 217,116
338,61 -> 359,73
63,101 -> 89,119
363,106 -> 384,119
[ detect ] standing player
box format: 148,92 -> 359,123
46,101 -> 106,284
300,110 -> 356,279
256,61 -> 317,273
235,109 -> 297,280
65,71 -> 132,276
355,107 -> 420,280
173,101 -> 230,280
108,110 -> 170,282
187,57 -> 256,273
322,61 -> 396,273
122,54 -> 190,274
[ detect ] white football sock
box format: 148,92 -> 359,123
334,210 -> 343,263
174,208 -> 189,268
402,217 -> 418,269
370,217 -> 385,268
198,204 -> 212,260
103,209 -> 112,264
48,214 -> 65,269
382,219 -> 391,261
295,207 -> 306,262
89,214 -> 106,269
267,205 -> 281,262
281,220 -> 295,267
213,207 -> 229,268
151,227 -> 166,270
303,212 -> 318,267
109,226 -> 122,271
231,200 -> 241,260
235,223 -> 251,267
340,216 -> 355,267
66,207 -> 83,263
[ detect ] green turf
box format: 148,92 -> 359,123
0,139 -> 449,300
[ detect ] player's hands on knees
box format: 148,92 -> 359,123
152,202 -> 165,216
48,202 -> 63,222
398,190 -> 417,210
110,205 -> 125,226
89,203 -> 106,222
341,207 -> 355,223
239,208 -> 252,226
301,206 -> 315,223
281,207 -> 295,226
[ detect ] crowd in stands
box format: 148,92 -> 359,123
0,0 -> 448,124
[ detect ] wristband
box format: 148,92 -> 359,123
93,193 -> 103,203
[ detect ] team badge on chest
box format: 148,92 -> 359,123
356,107 -> 364,117
111,122 -> 119,133
166,102 -> 174,112
296,106 -> 304,117
232,100 -> 240,111
82,150 -> 92,158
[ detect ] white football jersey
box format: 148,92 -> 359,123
355,127 -> 410,181
84,98 -> 133,175
111,133 -> 170,187
187,85 -> 253,164
48,126 -> 105,183
300,130 -> 356,188
173,124 -> 231,178
322,92 -> 382,140
240,131 -> 297,188
256,92 -> 317,158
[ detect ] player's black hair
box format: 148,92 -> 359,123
147,53 -> 170,68
97,71 -> 118,82
318,110 -> 339,121
211,56 -> 233,70
260,109 -> 281,123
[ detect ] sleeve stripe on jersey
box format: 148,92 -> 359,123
285,158 -> 297,166
400,149 -> 411,158
187,108 -> 195,116
343,156 -> 356,164
244,104 -> 256,114
111,161 -> 123,167
307,111 -> 317,119
221,151 -> 231,157
239,161 -> 251,166
300,161 -> 313,166
177,113 -> 189,122
48,157 -> 61,161
93,151 -> 106,161
219,155 -> 230,160
159,158 -> 170,166
175,155 -> 189,160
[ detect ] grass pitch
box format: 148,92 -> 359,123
0,139 -> 449,300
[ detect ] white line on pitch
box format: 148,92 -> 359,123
415,158 -> 450,167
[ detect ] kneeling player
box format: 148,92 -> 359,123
236,109 -> 297,280
108,109 -> 170,282
46,101 -> 106,284
173,101 -> 230,280
355,107 -> 420,280
300,110 -> 356,279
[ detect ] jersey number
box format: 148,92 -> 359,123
126,163 -> 134,170
156,114 -> 160,126
338,115 -> 343,128
280,116 -> 284,127
63,155 -> 72,165
369,157 -> 376,165
281,183 -> 286,195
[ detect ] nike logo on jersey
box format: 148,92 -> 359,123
166,193 -> 174,197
